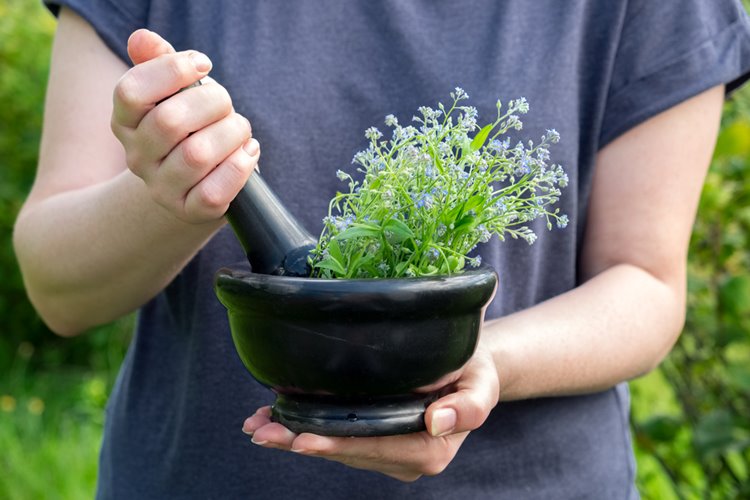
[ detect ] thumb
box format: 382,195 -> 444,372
424,351 -> 499,437
127,29 -> 176,65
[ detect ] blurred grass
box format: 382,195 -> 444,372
1,0 -> 750,498
1,371 -> 104,499
0,317 -> 132,500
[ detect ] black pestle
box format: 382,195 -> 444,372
225,173 -> 317,277
170,80 -> 315,276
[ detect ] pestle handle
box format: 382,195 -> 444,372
170,80 -> 315,276
225,173 -> 316,276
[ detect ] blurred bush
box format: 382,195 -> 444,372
0,0 -> 55,369
631,89 -> 750,498
0,0 -> 131,373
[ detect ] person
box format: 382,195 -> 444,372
13,1 -> 750,498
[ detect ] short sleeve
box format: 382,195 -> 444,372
599,0 -> 750,148
44,0 -> 150,64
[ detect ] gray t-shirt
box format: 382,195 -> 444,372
46,1 -> 750,498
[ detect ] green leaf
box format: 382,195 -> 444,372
336,223 -> 380,241
312,257 -> 346,276
444,204 -> 463,222
383,218 -> 414,243
395,261 -> 410,276
450,255 -> 465,272
719,275 -> 750,317
639,415 -> 682,443
717,325 -> 748,347
462,194 -> 486,214
437,255 -> 465,274
713,120 -> 750,160
693,410 -> 749,460
423,264 -> 439,275
327,238 -> 345,264
347,251 -> 374,278
470,123 -> 495,152
427,145 -> 444,173
453,214 -> 477,234
727,363 -> 750,392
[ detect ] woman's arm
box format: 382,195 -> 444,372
488,84 -> 724,400
13,8 -> 258,336
243,85 -> 725,481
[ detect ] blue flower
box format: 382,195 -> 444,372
427,247 -> 440,262
365,127 -> 382,141
476,225 -> 491,243
333,215 -> 355,232
377,262 -> 390,275
545,129 -> 560,143
516,152 -> 531,175
414,193 -> 434,209
451,87 -> 468,100
494,198 -> 507,215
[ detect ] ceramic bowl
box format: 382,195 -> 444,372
215,266 -> 497,436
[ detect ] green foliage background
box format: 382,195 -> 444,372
1,1 -> 749,498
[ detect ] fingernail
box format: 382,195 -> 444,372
250,436 -> 268,445
290,447 -> 312,455
430,408 -> 457,437
190,52 -> 212,73
243,139 -> 259,156
241,427 -> 253,436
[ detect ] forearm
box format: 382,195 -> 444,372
488,86 -> 723,402
13,170 -> 223,336
486,263 -> 685,401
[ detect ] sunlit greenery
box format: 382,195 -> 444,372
630,89 -> 750,498
1,1 -> 748,498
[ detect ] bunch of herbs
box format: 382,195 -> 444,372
309,88 -> 568,279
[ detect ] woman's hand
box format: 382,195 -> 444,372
242,343 -> 499,482
13,13 -> 262,335
111,29 -> 259,224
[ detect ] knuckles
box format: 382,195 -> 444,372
151,101 -> 189,138
235,113 -> 252,140
180,136 -> 213,170
159,52 -> 194,87
185,183 -> 229,222
113,72 -> 144,111
195,183 -> 227,212
227,149 -> 256,180
208,84 -> 234,116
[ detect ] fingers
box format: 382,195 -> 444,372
241,349 -> 500,481
113,49 -> 212,129
127,80 -> 234,164
127,29 -> 175,65
243,408 -> 298,448
290,431 -> 467,481
182,137 -> 259,221
243,409 -> 464,481
144,116 -> 256,222
110,30 -> 256,224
